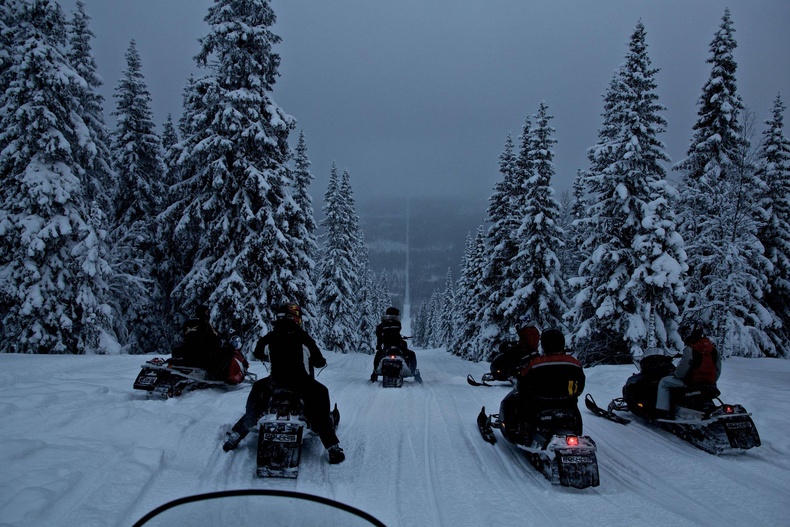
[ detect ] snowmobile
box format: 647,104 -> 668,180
585,347 -> 761,455
256,388 -> 341,478
375,342 -> 422,387
477,394 -> 600,489
131,489 -> 386,527
133,357 -> 256,399
467,348 -> 540,387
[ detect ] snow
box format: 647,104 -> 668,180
1,349 -> 788,527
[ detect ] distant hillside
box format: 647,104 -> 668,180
359,195 -> 486,311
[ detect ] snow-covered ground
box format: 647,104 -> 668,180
1,348 -> 788,527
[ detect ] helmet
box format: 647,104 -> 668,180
229,334 -> 242,350
678,320 -> 703,344
383,307 -> 400,321
275,303 -> 302,327
196,304 -> 210,321
540,328 -> 565,354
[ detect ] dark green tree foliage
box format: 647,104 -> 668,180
568,22 -> 685,364
316,164 -> 361,352
757,95 -> 790,357
675,10 -> 775,357
449,228 -> 487,360
110,40 -> 169,352
502,101 -> 568,331
0,0 -> 115,353
164,0 -> 298,340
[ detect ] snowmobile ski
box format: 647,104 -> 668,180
584,394 -> 631,425
477,406 -> 497,444
467,374 -> 492,387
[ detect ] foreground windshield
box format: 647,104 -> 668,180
132,490 -> 386,527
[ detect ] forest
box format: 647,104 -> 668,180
1,0 -> 788,362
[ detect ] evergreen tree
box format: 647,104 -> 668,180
438,268 -> 455,346
470,130 -> 526,358
501,102 -> 568,331
675,10 -> 775,357
110,39 -> 168,352
67,0 -> 115,208
287,131 -> 319,323
449,228 -> 487,359
164,0 -> 297,340
315,164 -> 360,352
0,0 -> 115,353
757,95 -> 790,357
569,21 -> 686,363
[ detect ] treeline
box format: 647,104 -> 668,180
414,13 -> 790,363
0,0 -> 390,354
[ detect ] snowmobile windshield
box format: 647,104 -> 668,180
633,347 -> 671,372
132,490 -> 386,527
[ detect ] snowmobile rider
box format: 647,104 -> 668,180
214,332 -> 250,384
498,328 -> 586,441
173,304 -> 222,371
371,307 -> 417,382
223,303 -> 344,464
490,315 -> 541,380
655,321 -> 721,420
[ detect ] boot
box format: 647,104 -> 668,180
222,429 -> 247,452
370,371 -> 378,382
327,444 -> 345,464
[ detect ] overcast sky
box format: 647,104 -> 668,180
59,0 -> 790,207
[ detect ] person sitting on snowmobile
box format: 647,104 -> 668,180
655,321 -> 721,420
498,328 -> 585,441
489,315 -> 541,380
223,303 -> 344,464
173,304 -> 222,370
213,332 -> 250,384
370,307 -> 417,382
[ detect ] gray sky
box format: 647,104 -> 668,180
61,0 -> 790,206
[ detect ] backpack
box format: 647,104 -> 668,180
689,338 -> 718,385
225,349 -> 249,384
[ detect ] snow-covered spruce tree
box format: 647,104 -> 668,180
449,228 -> 487,359
568,21 -> 686,364
164,0 -> 298,341
412,300 -> 429,348
315,164 -> 361,352
66,0 -> 115,209
469,131 -> 526,359
437,267 -> 455,346
286,131 -> 319,325
110,39 -> 169,353
756,95 -> 790,357
0,0 -> 115,354
675,10 -> 775,358
501,101 -> 568,332
426,289 -> 443,348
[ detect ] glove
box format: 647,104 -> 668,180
311,356 -> 327,369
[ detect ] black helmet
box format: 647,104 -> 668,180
540,328 -> 565,354
383,307 -> 400,321
678,320 -> 703,344
196,304 -> 210,321
275,303 -> 302,327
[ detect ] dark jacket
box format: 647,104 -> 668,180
376,317 -> 405,352
517,353 -> 586,400
253,320 -> 327,385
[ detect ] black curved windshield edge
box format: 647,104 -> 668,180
130,489 -> 387,527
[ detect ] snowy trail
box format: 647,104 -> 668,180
0,350 -> 788,527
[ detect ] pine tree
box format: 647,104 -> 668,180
449,228 -> 487,359
438,268 -> 455,346
164,0 -> 297,340
675,10 -> 775,357
501,101 -> 568,331
315,164 -> 361,352
471,131 -> 526,358
285,131 -> 319,326
568,21 -> 686,363
67,0 -> 115,209
0,0 -> 115,354
110,39 -> 168,352
757,95 -> 790,357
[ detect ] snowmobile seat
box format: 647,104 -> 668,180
670,383 -> 721,410
267,389 -> 306,420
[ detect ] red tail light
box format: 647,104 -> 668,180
566,435 -> 579,446
389,355 -> 397,359
724,405 -> 735,414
